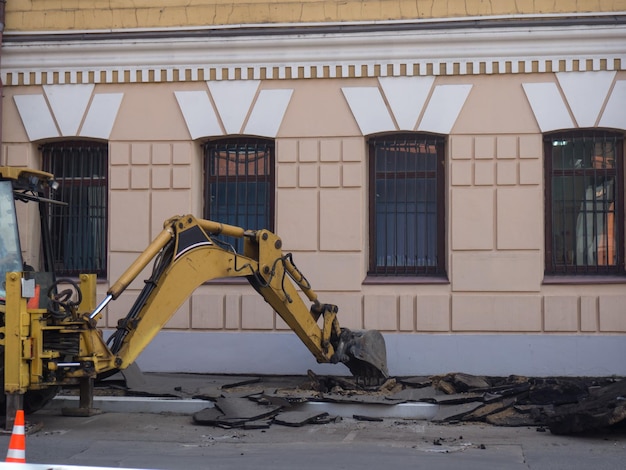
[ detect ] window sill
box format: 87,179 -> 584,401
363,275 -> 449,285
543,274 -> 626,285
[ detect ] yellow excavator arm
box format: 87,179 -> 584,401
90,215 -> 388,379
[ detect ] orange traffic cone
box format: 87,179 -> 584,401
5,409 -> 26,463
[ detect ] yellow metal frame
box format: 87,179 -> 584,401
4,215 -> 345,399
4,273 -> 31,394
3,271 -> 107,395
0,166 -> 54,183
109,215 -> 339,370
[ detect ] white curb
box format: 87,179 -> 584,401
50,396 -> 212,414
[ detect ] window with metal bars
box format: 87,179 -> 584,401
368,133 -> 446,276
203,138 -> 274,253
41,141 -> 108,278
544,131 -> 624,275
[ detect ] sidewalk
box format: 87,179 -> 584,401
19,401 -> 626,470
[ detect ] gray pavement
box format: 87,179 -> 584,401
2,373 -> 625,469
9,408 -> 626,470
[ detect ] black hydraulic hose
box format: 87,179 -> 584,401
108,239 -> 175,354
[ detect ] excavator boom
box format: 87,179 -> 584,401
97,215 -> 388,379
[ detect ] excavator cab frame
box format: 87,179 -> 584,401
0,180 -> 25,299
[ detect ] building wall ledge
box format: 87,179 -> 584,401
3,15 -> 625,86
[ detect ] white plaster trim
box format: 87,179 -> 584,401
419,84 -> 473,134
379,76 -> 435,131
522,82 -> 575,132
13,94 -> 59,140
174,90 -> 223,139
43,84 -> 94,136
244,89 -> 293,137
556,71 -> 616,128
342,87 -> 395,135
80,93 -> 124,139
208,80 -> 260,134
13,86 -> 123,141
599,80 -> 626,129
3,23 -> 625,85
342,81 -> 470,135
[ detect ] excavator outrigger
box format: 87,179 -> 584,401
0,166 -> 388,429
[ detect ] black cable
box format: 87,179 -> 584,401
108,239 -> 175,353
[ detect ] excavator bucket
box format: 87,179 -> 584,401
333,328 -> 389,383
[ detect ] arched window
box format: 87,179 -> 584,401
368,133 -> 446,276
41,141 -> 108,278
203,137 -> 275,253
544,130 -> 624,275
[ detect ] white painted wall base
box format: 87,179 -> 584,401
116,330 -> 626,378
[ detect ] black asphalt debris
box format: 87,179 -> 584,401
273,410 -> 331,427
97,366 -> 626,435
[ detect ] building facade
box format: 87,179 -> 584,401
2,1 -> 626,377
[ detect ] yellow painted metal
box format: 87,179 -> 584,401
281,251 -> 319,305
1,213 -> 350,392
78,274 -> 98,314
3,269 -> 117,391
66,328 -> 117,378
4,273 -> 31,394
109,215 -> 337,369
72,276 -> 122,376
107,224 -> 174,300
322,307 -> 341,355
247,229 -> 335,363
113,235 -> 256,369
27,304 -> 47,390
197,218 -> 246,238
0,166 -> 54,183
105,215 -> 248,302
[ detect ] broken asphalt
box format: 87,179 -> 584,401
58,365 -> 626,436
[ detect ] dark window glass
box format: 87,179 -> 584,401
544,131 -> 624,275
42,141 -> 108,278
369,134 -> 445,276
203,138 -> 274,252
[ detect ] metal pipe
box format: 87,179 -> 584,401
88,293 -> 112,320
107,227 -> 173,299
197,219 -> 246,238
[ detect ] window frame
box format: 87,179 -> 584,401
367,132 -> 446,277
544,130 -> 625,276
202,137 -> 275,252
41,140 -> 109,279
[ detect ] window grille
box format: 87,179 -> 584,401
368,134 -> 445,276
544,131 -> 624,275
203,138 -> 274,253
41,141 -> 108,278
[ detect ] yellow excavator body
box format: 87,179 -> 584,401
0,166 -> 388,424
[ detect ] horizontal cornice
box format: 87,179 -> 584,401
2,15 -> 625,86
